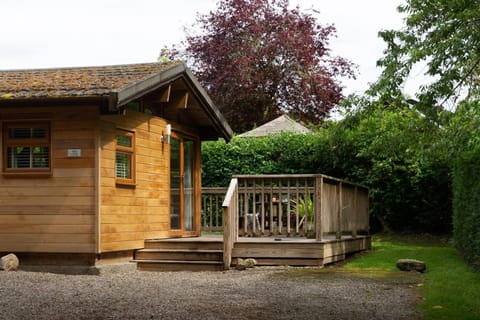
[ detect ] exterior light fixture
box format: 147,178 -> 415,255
166,124 -> 171,144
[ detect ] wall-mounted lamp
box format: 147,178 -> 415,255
166,124 -> 171,144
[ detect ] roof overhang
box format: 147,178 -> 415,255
110,63 -> 232,141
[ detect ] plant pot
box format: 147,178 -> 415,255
305,229 -> 315,239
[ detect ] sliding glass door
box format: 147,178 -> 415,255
170,134 -> 197,235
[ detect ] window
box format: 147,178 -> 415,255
3,121 -> 51,174
115,129 -> 135,185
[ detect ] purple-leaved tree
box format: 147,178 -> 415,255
173,0 -> 356,132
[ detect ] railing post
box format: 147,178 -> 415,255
315,176 -> 323,241
223,178 -> 238,270
336,182 -> 343,240
352,186 -> 358,238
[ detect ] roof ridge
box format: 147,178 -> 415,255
0,61 -> 182,72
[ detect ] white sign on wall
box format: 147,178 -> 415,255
67,149 -> 82,157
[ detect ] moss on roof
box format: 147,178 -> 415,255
0,61 -> 182,99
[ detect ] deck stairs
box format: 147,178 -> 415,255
133,237 -> 224,272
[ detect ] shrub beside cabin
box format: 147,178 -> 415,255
0,62 -> 232,268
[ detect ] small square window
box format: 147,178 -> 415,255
115,129 -> 135,185
3,122 -> 51,175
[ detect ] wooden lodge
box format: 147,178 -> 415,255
0,61 -> 232,270
0,62 -> 370,272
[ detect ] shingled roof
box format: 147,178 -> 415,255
0,61 -> 233,140
238,114 -> 312,137
0,61 -> 182,99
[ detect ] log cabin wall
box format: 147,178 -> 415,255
0,105 -> 98,255
99,109 -> 170,253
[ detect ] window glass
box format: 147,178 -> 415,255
115,152 -> 131,179
9,127 -> 46,139
115,129 -> 135,185
3,122 -> 50,172
117,135 -> 132,148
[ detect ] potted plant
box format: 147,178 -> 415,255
291,195 -> 315,238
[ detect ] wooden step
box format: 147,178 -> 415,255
135,249 -> 223,261
135,237 -> 225,272
135,259 -> 224,272
144,238 -> 223,250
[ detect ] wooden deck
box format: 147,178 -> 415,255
133,234 -> 371,271
135,174 -> 371,271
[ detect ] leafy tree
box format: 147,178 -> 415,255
371,0 -> 480,114
368,0 -> 480,265
175,0 -> 355,132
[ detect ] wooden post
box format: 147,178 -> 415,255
208,194 -> 213,230
315,176 -> 323,241
223,178 -> 238,270
215,194 -> 220,229
336,182 -> 343,239
269,179 -> 274,236
278,179 -> 283,235
260,178 -> 265,236
243,179 -> 249,236
352,186 -> 358,238
252,179 -> 257,235
287,178 -> 291,236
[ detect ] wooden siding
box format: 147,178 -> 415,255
99,110 -> 170,252
0,106 -> 98,253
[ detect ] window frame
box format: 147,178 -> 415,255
2,121 -> 52,177
115,129 -> 136,186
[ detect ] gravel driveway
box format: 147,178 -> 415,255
0,266 -> 420,320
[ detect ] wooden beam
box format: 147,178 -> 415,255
159,85 -> 171,102
172,91 -> 189,109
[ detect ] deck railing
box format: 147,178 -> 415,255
201,188 -> 227,232
221,174 -> 369,240
218,174 -> 369,269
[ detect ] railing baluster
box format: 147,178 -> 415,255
253,178 -> 257,235
244,179 -> 249,236
287,178 -> 291,236
260,178 -> 265,236
202,194 -> 207,230
269,179 -> 274,236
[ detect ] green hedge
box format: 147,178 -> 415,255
202,107 -> 452,234
447,101 -> 480,269
453,146 -> 480,270
201,132 -> 329,187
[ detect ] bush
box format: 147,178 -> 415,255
453,147 -> 480,270
444,101 -> 480,269
201,132 -> 326,187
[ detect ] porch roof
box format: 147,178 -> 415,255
0,61 -> 232,141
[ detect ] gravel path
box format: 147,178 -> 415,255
0,266 -> 420,320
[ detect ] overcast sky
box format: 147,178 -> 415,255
0,0 -> 412,96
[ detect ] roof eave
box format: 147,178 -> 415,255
182,67 -> 233,142
112,63 -> 186,110
111,62 -> 233,141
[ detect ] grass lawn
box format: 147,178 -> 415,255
344,234 -> 480,320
